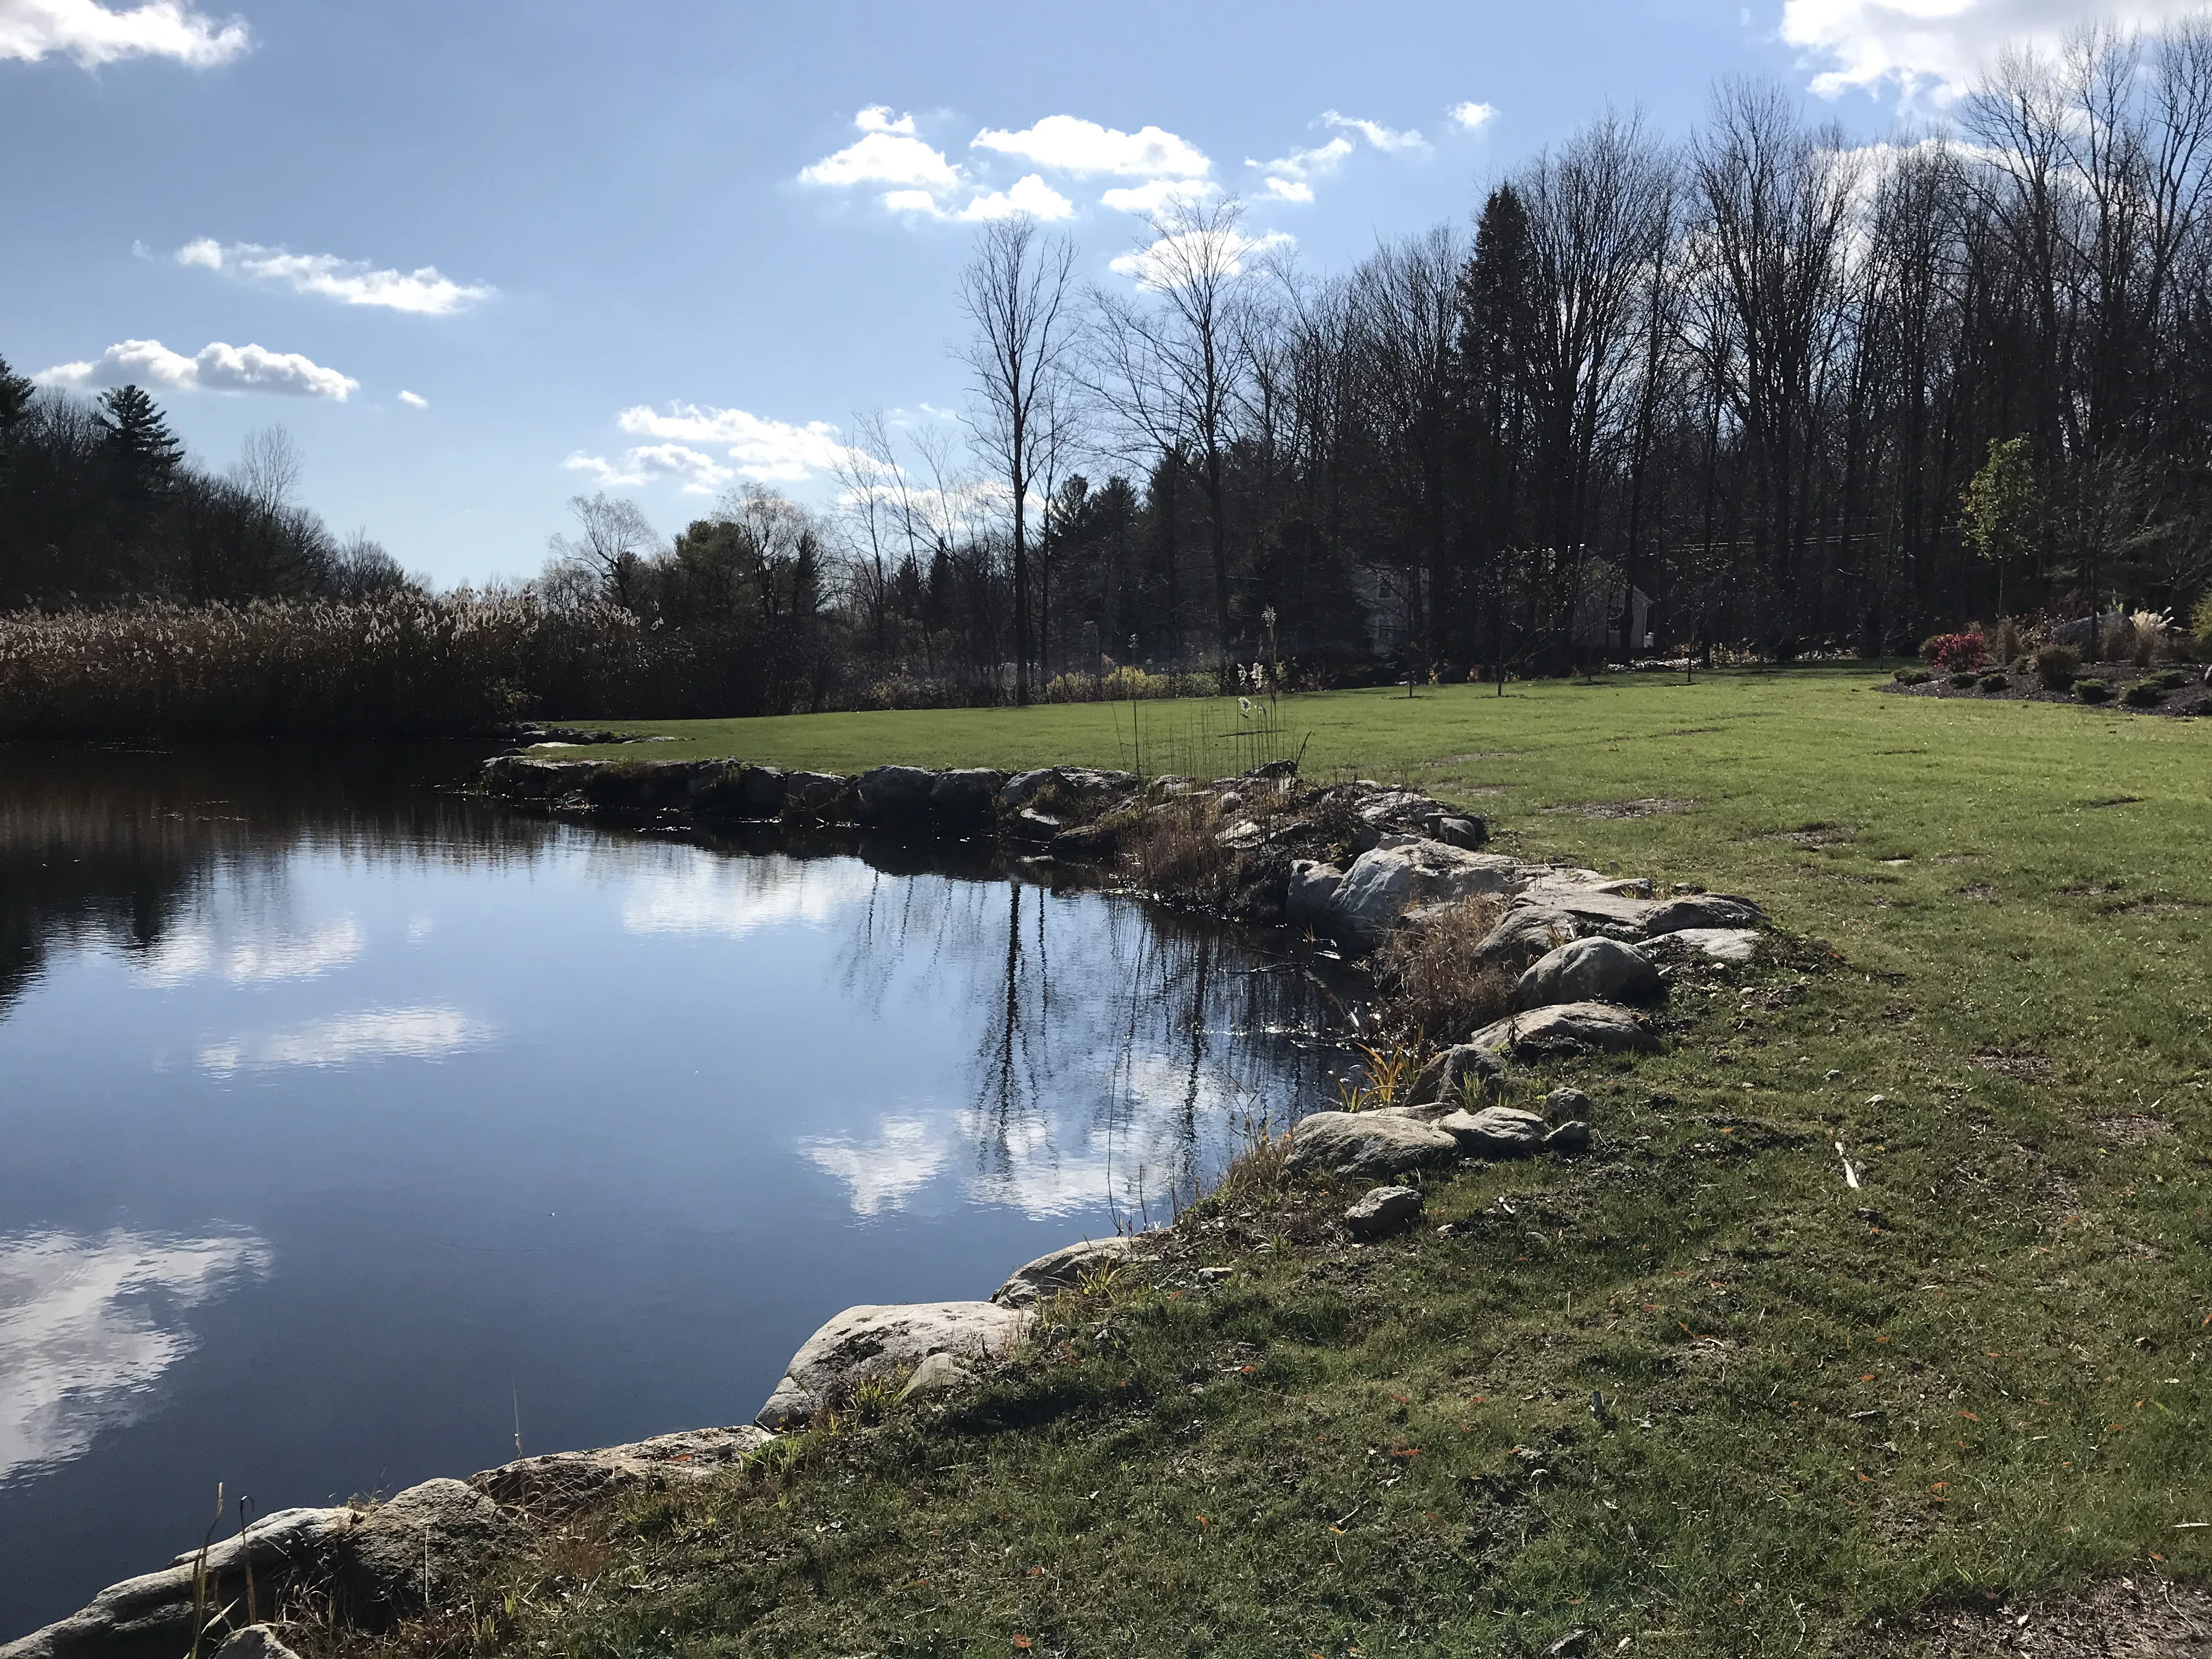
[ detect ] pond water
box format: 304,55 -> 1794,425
0,746 -> 1361,1637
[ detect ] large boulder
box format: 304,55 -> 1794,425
992,1236 -> 1141,1307
1469,1001 -> 1658,1059
1642,927 -> 1760,963
740,765 -> 788,815
685,760 -> 750,812
1328,839 -> 1526,952
471,1425 -> 771,1518
1344,1185 -> 1424,1239
930,768 -> 1006,826
1643,894 -> 1766,934
338,1480 -> 523,1621
1472,905 -> 1583,969
855,765 -> 939,826
1513,937 -> 1663,1009
1438,1105 -> 1549,1158
1408,1042 -> 1503,1107
754,1301 -> 1035,1431
1515,879 -> 1661,936
1000,769 -> 1059,809
1284,1111 -> 1460,1180
478,755 -> 576,801
580,760 -> 695,811
783,771 -> 850,817
1285,860 -> 1347,933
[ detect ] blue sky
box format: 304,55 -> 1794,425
0,0 -> 2170,585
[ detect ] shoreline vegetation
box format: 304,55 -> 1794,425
8,668 -> 2209,1656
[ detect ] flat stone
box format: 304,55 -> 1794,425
1644,893 -> 1765,933
754,1301 -> 1035,1431
1644,926 -> 1761,963
1513,937 -> 1663,1009
1469,1001 -> 1658,1058
212,1628 -> 300,1659
1284,1111 -> 1460,1180
1344,1185 -> 1425,1239
897,1351 -> 975,1402
1472,905 -> 1583,968
1544,1120 -> 1592,1153
471,1426 -> 771,1517
1438,1105 -> 1549,1158
992,1236 -> 1140,1308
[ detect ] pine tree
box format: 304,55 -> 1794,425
1451,185 -> 1538,674
0,353 -> 32,495
97,384 -> 184,498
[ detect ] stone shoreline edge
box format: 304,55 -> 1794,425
3,754 -> 1773,1659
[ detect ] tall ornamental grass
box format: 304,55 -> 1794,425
0,594 -> 655,741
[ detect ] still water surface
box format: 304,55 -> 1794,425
0,746 -> 1358,1636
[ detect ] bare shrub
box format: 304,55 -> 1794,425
1370,895 -> 1514,1039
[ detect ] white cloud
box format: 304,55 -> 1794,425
1446,100 -> 1499,132
614,400 -> 857,482
1322,110 -> 1429,152
398,390 -> 427,408
1780,0 -> 2202,100
136,916 -> 364,987
800,107 -> 961,190
563,444 -> 732,494
1248,134 -> 1353,202
1259,176 -> 1315,203
1099,178 -> 1220,214
972,114 -> 1211,178
36,337 -> 358,400
1110,228 -> 1295,290
882,188 -> 944,215
957,173 -> 1076,221
0,1228 -> 270,1483
173,239 -> 494,315
0,0 -> 247,68
198,1004 -> 489,1075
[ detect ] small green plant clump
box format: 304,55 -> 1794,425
1894,666 -> 1933,685
1978,672 -> 2010,691
2151,668 -> 2190,690
2121,679 -> 2166,708
2074,676 -> 2112,703
1948,670 -> 1980,689
2035,643 -> 2081,690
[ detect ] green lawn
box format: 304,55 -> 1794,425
427,668 -> 2209,1657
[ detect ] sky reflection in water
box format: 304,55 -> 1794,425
0,747 -> 1357,1637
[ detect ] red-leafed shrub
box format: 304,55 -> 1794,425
1920,632 -> 1987,673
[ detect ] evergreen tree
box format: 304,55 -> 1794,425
0,353 -> 32,495
1451,185 -> 1538,667
97,385 -> 184,498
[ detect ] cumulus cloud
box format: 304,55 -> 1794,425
36,338 -> 358,400
957,174 -> 1075,221
0,0 -> 247,68
1099,177 -> 1220,214
173,239 -> 494,315
1248,134 -> 1353,202
972,114 -> 1211,178
1110,228 -> 1295,290
1781,0 -> 2202,100
1446,99 -> 1499,132
615,401 -> 858,482
563,444 -> 733,494
397,390 -> 427,408
799,106 -> 961,190
1322,110 -> 1429,152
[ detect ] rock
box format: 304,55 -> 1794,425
1513,937 -> 1663,1009
1284,1111 -> 1460,1180
1544,1120 -> 1592,1153
1370,1101 -> 1455,1122
1423,812 -> 1489,849
1472,905 -> 1583,969
1195,1266 -> 1234,1284
783,771 -> 849,817
1544,1086 -> 1593,1120
339,1479 -> 523,1620
1010,806 -> 1062,842
1328,840 -> 1526,951
1643,926 -> 1760,963
1344,1185 -> 1425,1239
1285,860 -> 1347,932
685,759 -> 748,810
1409,1042 -> 1503,1107
929,768 -> 1006,825
212,1628 -> 300,1659
992,1236 -> 1140,1308
1644,893 -> 1765,934
1547,1630 -> 1593,1658
580,760 -> 693,811
1439,1105 -> 1549,1158
741,764 -> 788,814
1001,768 -> 1058,809
754,1301 -> 1035,1431
1469,1001 -> 1657,1059
1516,880 -> 1660,935
479,755 -> 576,800
1051,821 -> 1121,860
898,1352 -> 975,1402
471,1426 -> 771,1517
856,765 -> 939,825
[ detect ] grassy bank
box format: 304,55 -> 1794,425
379,667 -> 2207,1656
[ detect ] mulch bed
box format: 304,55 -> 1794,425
1884,659 -> 2211,716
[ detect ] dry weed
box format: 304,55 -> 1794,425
1370,895 -> 1514,1039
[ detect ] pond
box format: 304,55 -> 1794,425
0,745 -> 1362,1637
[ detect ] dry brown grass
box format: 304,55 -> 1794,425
1119,791 -> 1245,906
1370,894 -> 1515,1041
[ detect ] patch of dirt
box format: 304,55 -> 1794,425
1919,1577 -> 2212,1656
1954,883 -> 2000,900
1543,798 -> 1696,820
2094,1115 -> 2175,1145
1774,823 -> 1855,847
1884,659 -> 2211,718
1433,751 -> 1521,764
1972,1048 -> 2052,1080
2107,895 -> 2207,916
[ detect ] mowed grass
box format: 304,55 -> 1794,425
431,668 -> 2210,1657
